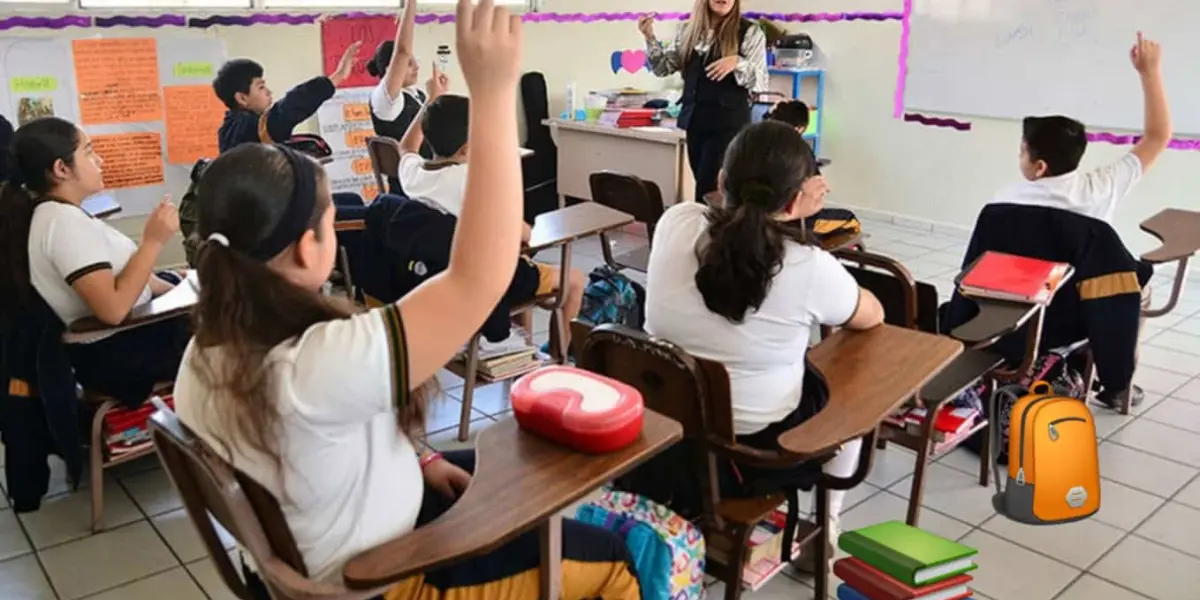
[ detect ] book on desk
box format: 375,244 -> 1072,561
956,251 -> 1072,305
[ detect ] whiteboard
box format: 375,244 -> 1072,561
905,0 -> 1199,134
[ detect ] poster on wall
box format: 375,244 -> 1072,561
321,15 -> 397,89
317,87 -> 379,201
0,34 -> 226,217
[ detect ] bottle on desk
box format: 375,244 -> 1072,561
565,82 -> 577,120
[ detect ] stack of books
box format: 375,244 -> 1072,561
740,504 -> 802,591
103,394 -> 175,458
836,521 -> 977,600
455,328 -> 547,382
957,251 -> 1072,305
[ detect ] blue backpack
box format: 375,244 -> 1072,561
576,488 -> 705,600
580,266 -> 645,329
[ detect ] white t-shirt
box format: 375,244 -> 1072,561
369,80 -> 427,123
992,153 -> 1143,223
644,203 -> 861,435
397,154 -> 468,216
27,201 -> 152,327
174,304 -> 423,582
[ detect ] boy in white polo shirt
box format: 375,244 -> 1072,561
990,33 -> 1170,223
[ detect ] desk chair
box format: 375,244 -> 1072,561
835,249 -> 1004,526
332,218 -> 366,300
574,321 -> 961,600
588,172 -> 665,273
366,136 -> 402,195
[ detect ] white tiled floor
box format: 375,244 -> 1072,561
2,216 -> 1200,599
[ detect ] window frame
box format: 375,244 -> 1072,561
6,0 -> 535,12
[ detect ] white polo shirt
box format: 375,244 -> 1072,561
369,80 -> 427,123
992,153 -> 1143,223
397,154 -> 468,216
645,203 -> 861,435
174,304 -> 423,583
27,201 -> 152,327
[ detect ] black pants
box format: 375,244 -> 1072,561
686,122 -> 742,204
66,314 -> 190,409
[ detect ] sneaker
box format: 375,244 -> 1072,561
1092,385 -> 1145,411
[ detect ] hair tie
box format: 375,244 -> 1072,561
207,233 -> 230,247
6,167 -> 25,189
738,181 -> 774,204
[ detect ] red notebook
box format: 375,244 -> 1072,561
834,557 -> 973,600
957,251 -> 1071,304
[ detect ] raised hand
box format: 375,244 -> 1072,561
425,62 -> 450,99
455,0 -> 523,96
330,41 -> 364,86
1130,31 -> 1162,75
637,13 -> 657,41
143,195 -> 179,246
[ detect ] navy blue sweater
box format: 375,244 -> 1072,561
217,76 -> 336,153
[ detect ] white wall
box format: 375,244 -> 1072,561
10,0 -> 1197,262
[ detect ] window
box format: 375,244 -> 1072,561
81,0 -> 250,7
262,0 -> 528,7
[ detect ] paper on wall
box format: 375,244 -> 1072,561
317,87 -> 380,202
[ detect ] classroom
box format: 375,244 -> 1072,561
1,0 -> 1199,599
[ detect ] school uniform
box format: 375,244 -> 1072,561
27,200 -> 189,408
991,152 -> 1142,223
647,20 -> 768,203
218,76 -> 336,153
174,304 -> 640,599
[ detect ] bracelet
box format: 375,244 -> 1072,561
419,452 -> 444,470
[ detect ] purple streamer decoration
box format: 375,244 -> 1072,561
903,113 -> 971,131
171,10 -> 902,28
893,0 -> 912,118
95,14 -> 186,28
188,13 -> 319,28
746,11 -> 903,22
0,15 -> 92,31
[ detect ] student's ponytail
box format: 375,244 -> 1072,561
0,179 -> 39,323
694,121 -> 820,324
695,186 -> 787,323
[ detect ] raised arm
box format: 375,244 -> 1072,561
399,0 -> 525,385
640,13 -> 683,77
1129,32 -> 1171,171
382,0 -> 418,104
398,65 -> 449,155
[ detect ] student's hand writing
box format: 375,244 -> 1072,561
423,458 -> 471,498
455,0 -> 523,96
143,196 -> 180,246
637,13 -> 657,41
426,62 -> 450,99
1130,31 -> 1162,74
330,41 -> 364,86
706,56 -> 740,81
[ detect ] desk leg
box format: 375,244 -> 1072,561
813,485 -> 830,600
539,518 -> 562,600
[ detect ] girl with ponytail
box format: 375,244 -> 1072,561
644,120 -> 884,546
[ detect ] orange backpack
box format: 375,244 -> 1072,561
991,381 -> 1100,524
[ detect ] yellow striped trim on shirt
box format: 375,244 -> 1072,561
380,304 -> 409,410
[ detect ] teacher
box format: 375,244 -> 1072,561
640,0 -> 768,203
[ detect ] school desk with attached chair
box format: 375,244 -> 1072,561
66,271 -> 199,531
366,135 -> 536,197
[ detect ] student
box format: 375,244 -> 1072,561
395,77 -> 587,349
213,42 -> 361,153
644,120 -> 884,543
368,0 -> 432,158
639,0 -> 768,203
0,114 -> 12,183
0,117 -> 187,407
173,3 -> 639,598
764,99 -> 810,133
991,33 -> 1170,223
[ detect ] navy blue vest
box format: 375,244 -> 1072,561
679,18 -> 754,131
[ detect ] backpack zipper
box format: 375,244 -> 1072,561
1048,416 -> 1086,442
1016,394 -> 1059,485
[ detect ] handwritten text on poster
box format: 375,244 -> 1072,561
73,38 -> 163,125
92,132 -> 166,189
163,85 -> 225,164
320,16 -> 396,89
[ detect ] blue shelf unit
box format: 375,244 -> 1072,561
768,67 -> 824,156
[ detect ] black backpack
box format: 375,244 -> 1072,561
179,159 -> 211,267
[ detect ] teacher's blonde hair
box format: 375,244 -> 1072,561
678,0 -> 744,68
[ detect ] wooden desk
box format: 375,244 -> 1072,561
545,119 -> 693,206
527,202 -> 635,253
1140,208 -> 1200,264
780,325 -> 963,458
343,411 -> 683,594
65,271 -> 198,341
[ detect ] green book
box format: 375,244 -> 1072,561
837,521 -> 978,587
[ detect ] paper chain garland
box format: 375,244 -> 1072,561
0,11 -> 901,30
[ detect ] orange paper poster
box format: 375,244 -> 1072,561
91,133 -> 165,189
73,38 -> 163,125
163,85 -> 225,164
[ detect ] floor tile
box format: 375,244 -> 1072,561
1055,574 -> 1151,600
960,529 -> 1078,600
185,551 -> 241,600
1142,397 -> 1200,434
424,396 -> 482,434
18,479 -> 143,550
1172,377 -> 1200,404
1092,534 -> 1200,600
981,513 -> 1124,568
152,508 -> 236,564
120,466 -> 182,517
424,416 -> 501,453
864,445 -> 918,489
1134,501 -> 1200,557
1174,476 -> 1200,510
705,564 -> 813,600
839,491 -> 973,543
1097,442 -> 1197,498
1093,478 -> 1168,532
0,554 -> 56,600
934,446 -> 989,479
39,521 -> 177,600
1144,329 -> 1200,356
888,463 -> 998,525
0,470 -> 8,510
84,566 -> 207,600
1174,318 -> 1200,338
1137,346 -> 1200,376
1132,366 -> 1190,396
1108,420 -> 1200,467
450,381 -> 513,416
0,509 -> 31,562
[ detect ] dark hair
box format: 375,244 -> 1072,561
694,121 -> 817,323
367,40 -> 394,78
1022,115 -> 1087,177
0,117 -> 80,322
766,100 -> 810,130
212,59 -> 264,110
421,95 -> 470,158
